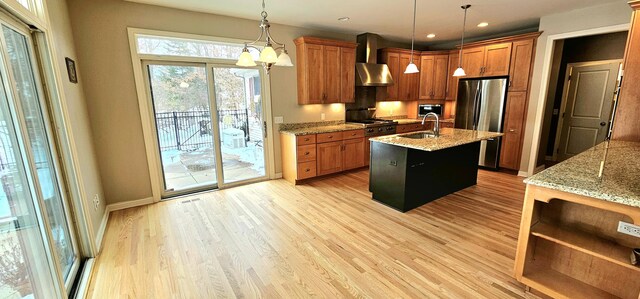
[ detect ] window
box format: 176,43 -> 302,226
136,35 -> 259,60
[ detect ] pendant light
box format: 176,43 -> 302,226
453,4 -> 471,77
404,0 -> 419,74
236,0 -> 293,72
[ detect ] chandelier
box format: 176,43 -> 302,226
236,0 -> 293,72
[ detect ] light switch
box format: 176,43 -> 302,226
274,116 -> 284,124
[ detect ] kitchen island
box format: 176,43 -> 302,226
369,128 -> 503,212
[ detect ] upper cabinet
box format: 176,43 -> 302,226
419,53 -> 448,100
294,37 -> 357,104
446,51 -> 460,101
461,43 -> 512,78
508,39 -> 535,92
380,49 -> 420,101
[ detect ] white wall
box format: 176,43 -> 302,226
520,1 -> 632,174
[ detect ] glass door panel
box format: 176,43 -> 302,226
211,67 -> 266,184
146,64 -> 218,195
2,25 -> 79,287
0,66 -> 58,298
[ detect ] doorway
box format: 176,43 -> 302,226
536,31 -> 628,167
145,62 -> 268,198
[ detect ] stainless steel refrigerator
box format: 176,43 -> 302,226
455,78 -> 507,169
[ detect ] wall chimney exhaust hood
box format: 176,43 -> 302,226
355,33 -> 394,86
355,63 -> 394,86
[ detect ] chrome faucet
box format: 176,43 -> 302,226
421,112 -> 440,137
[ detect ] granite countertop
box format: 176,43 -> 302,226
280,123 -> 363,136
394,118 -> 455,125
525,140 -> 640,208
370,128 -> 502,152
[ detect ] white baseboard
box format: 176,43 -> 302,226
95,210 -> 108,252
517,171 -> 529,177
274,172 -> 283,179
105,196 -> 154,214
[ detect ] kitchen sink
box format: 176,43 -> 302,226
399,131 -> 438,139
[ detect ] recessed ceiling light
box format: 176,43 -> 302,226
426,34 -> 436,39
338,17 -> 350,22
477,22 -> 489,28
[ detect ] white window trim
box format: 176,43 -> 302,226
127,27 -> 277,202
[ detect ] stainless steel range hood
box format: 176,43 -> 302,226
355,33 -> 394,86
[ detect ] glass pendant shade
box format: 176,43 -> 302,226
258,45 -> 278,63
404,62 -> 419,74
276,51 -> 293,66
236,49 -> 257,66
453,67 -> 466,77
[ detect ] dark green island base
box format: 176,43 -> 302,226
369,141 -> 481,212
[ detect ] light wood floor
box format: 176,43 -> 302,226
88,169 -> 535,298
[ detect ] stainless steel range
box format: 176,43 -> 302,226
347,119 -> 397,137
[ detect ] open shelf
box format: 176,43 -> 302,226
531,222 -> 640,272
522,265 -> 620,299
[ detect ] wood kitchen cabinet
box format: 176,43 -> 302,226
294,37 -> 357,104
281,129 -> 365,184
508,39 -> 534,91
446,51 -> 460,102
500,91 -> 527,170
461,43 -> 512,78
419,53 -> 449,100
379,49 -> 420,101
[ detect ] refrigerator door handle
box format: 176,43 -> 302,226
471,83 -> 482,130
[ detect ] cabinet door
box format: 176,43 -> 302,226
340,47 -> 356,103
304,44 -> 325,104
462,47 -> 485,78
499,91 -> 527,170
383,52 -> 400,100
446,52 -> 460,101
483,43 -> 512,77
364,137 -> 371,166
419,55 -> 435,100
508,39 -> 534,92
343,138 -> 365,170
433,55 -> 449,99
398,54 -> 412,101
324,45 -> 341,103
317,141 -> 343,175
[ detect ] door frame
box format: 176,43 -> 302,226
128,28 -> 276,202
551,59 -> 622,161
525,23 -> 630,177
0,13 -> 81,295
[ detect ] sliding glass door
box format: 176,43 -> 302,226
0,16 -> 79,298
211,66 -> 266,184
145,62 -> 268,197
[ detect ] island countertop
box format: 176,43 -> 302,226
524,140 -> 640,208
370,128 -> 503,151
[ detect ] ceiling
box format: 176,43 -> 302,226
126,0 -> 623,45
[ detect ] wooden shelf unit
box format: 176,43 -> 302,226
515,185 -> 640,299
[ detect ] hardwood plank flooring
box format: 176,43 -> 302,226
88,170 -> 536,298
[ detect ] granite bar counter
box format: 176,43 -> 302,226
524,140 -> 640,208
279,121 -> 363,136
368,128 -> 503,212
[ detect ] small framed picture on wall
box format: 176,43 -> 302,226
65,57 -> 78,83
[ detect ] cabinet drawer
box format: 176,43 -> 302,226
296,134 -> 316,145
297,161 -> 317,180
317,131 -> 343,143
342,129 -> 364,140
296,144 -> 316,162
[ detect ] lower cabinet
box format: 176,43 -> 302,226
500,91 -> 527,170
317,141 -> 344,175
281,129 -> 365,184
